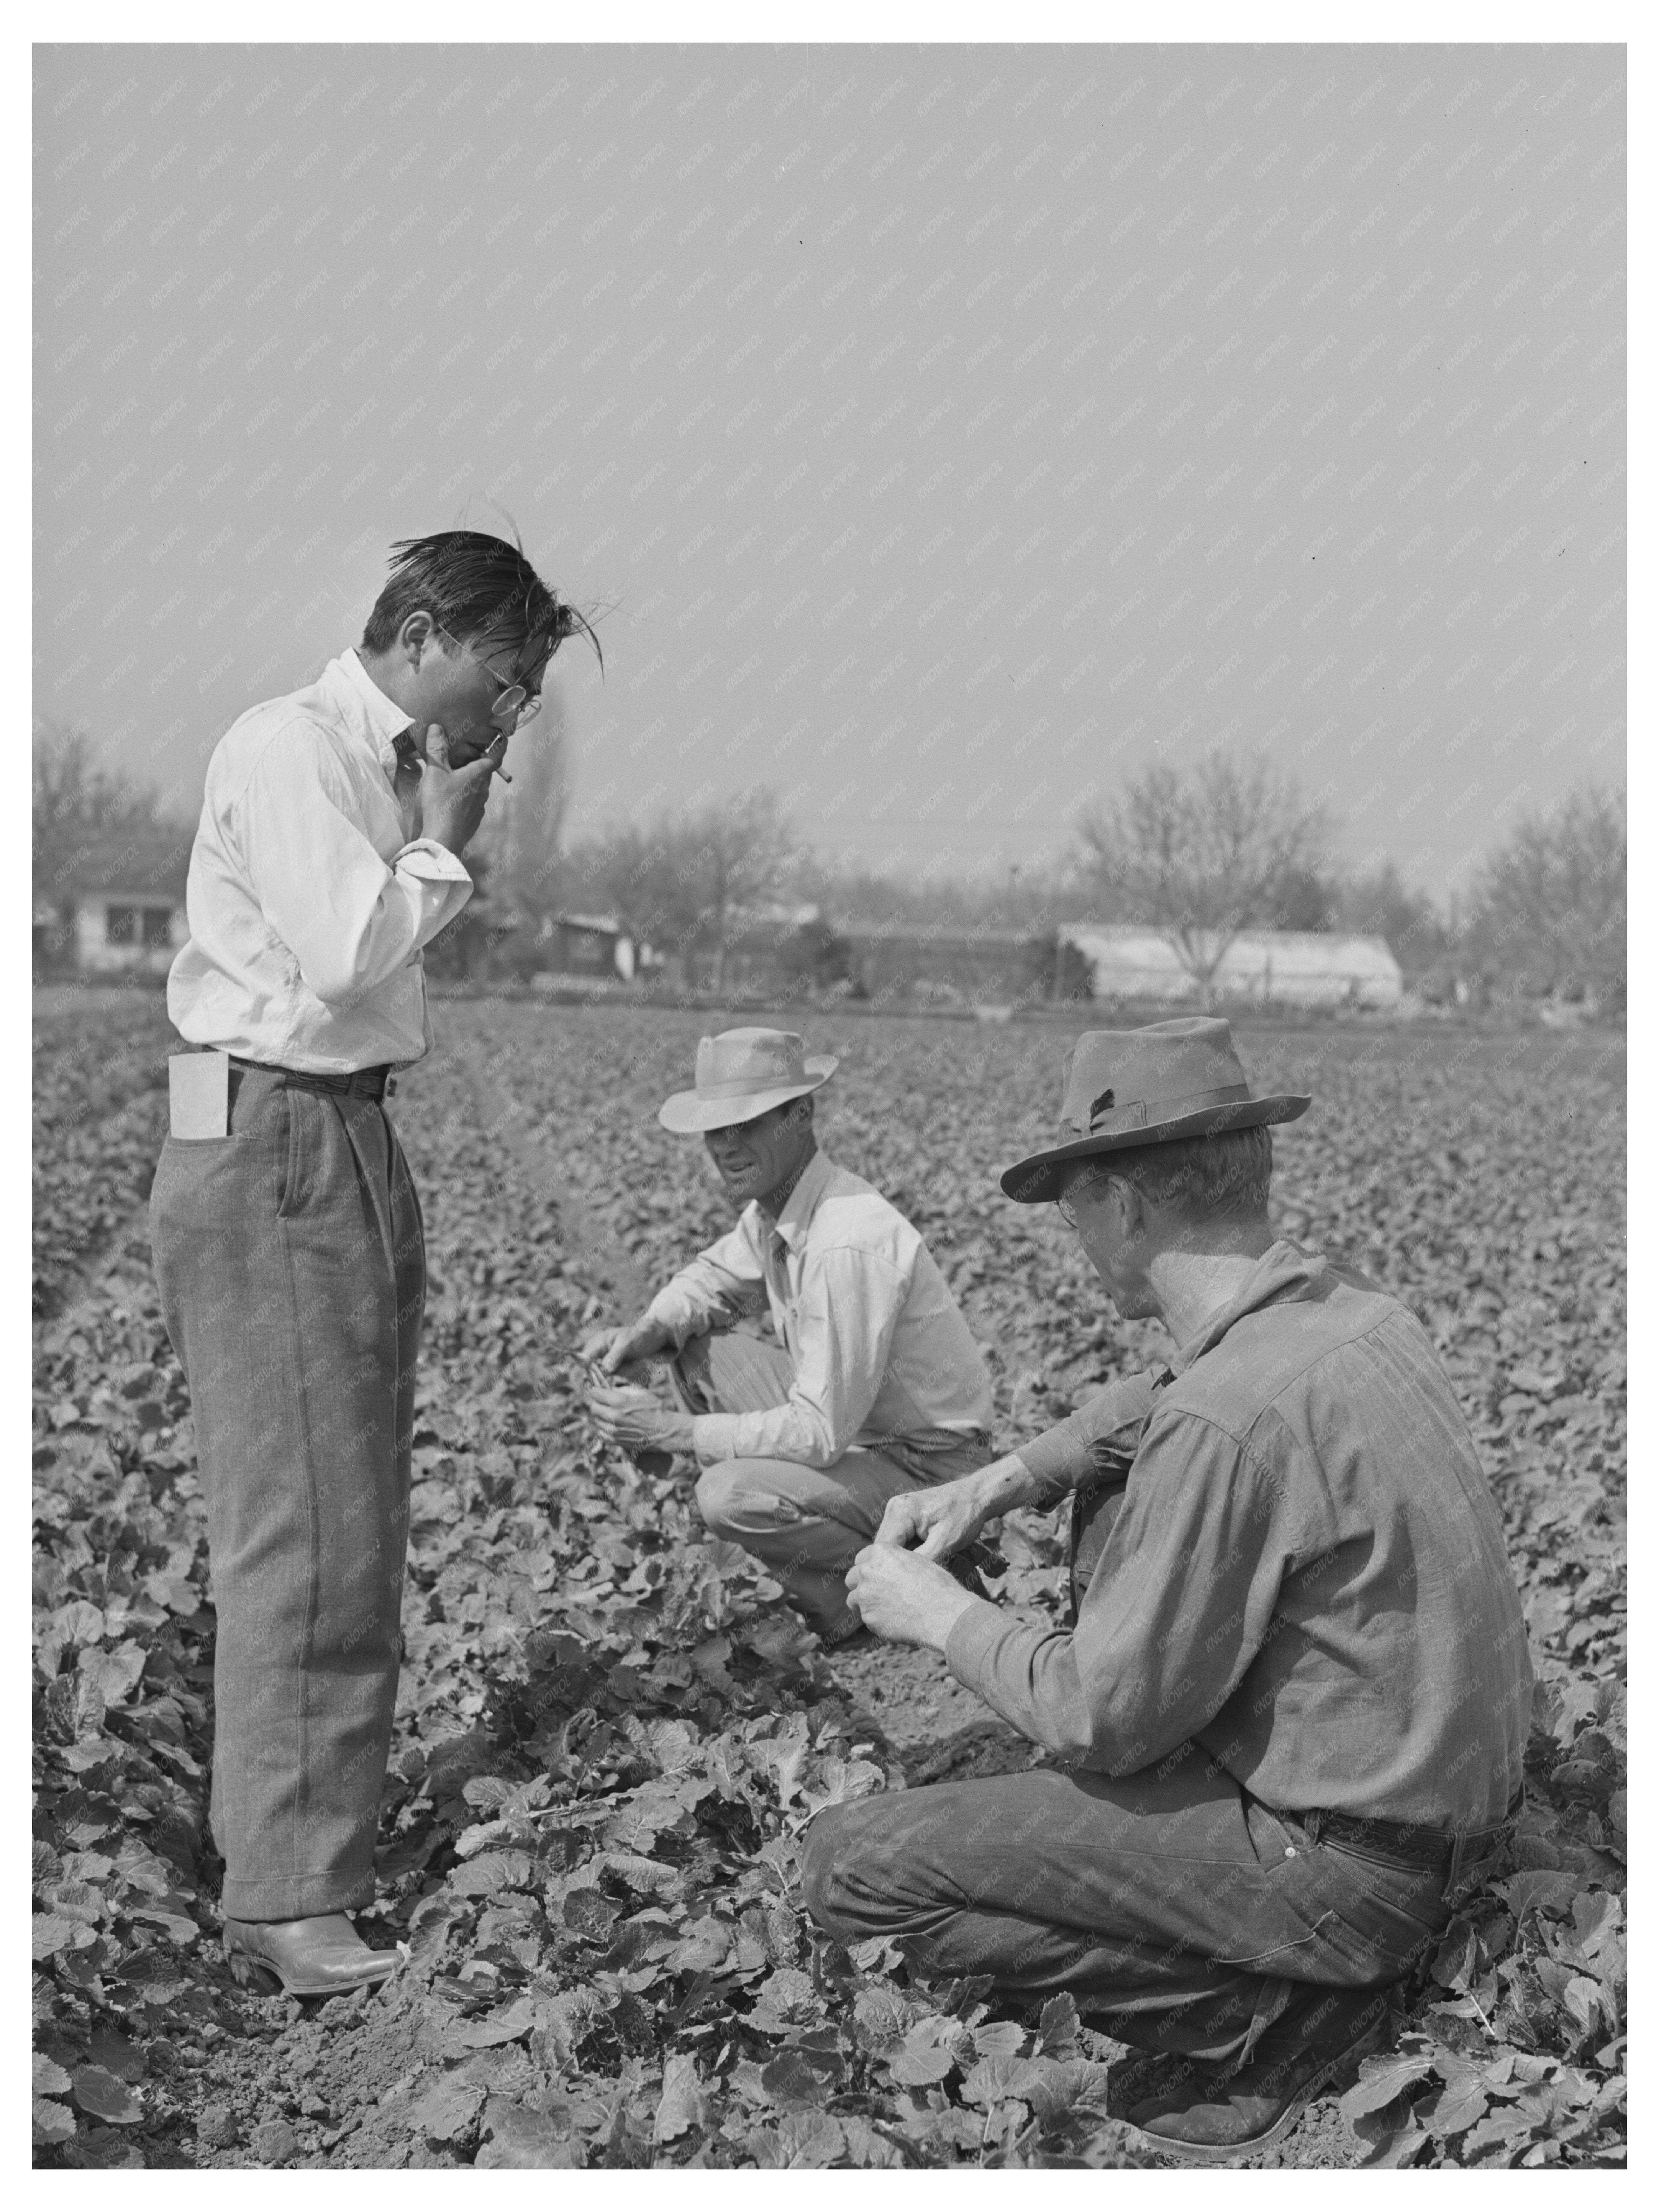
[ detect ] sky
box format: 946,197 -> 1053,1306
34,39 -> 1626,903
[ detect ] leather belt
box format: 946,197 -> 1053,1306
1303,1807 -> 1457,1869
230,1056 -> 396,1101
1297,1786 -> 1524,1871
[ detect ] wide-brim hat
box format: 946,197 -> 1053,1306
658,1026 -> 838,1135
1000,1016 -> 1311,1204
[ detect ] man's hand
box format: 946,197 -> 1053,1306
845,1543 -> 980,1651
874,1453 -> 1040,1559
580,1317 -> 673,1374
875,1474 -> 992,1562
418,724 -> 510,858
588,1382 -> 694,1458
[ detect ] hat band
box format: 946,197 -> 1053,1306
696,1070 -> 806,1099
1081,1080 -> 1253,1135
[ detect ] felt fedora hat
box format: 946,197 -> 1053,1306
1000,1017 -> 1311,1204
658,1027 -> 838,1135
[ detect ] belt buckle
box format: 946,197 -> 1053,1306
385,1075 -> 397,1099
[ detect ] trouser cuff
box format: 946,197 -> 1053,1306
219,1868 -> 376,1923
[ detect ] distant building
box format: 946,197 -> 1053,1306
1063,926 -> 1404,1010
543,913 -> 639,981
34,828 -> 192,979
703,912 -> 1082,1007
837,918 -> 1054,1007
711,903 -> 841,995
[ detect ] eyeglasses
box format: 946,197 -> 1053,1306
438,625 -> 544,726
1055,1172 -> 1109,1229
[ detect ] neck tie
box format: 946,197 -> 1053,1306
392,730 -> 423,843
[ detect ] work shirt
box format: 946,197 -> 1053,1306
945,1240 -> 1532,1827
167,649 -> 473,1072
646,1148 -> 994,1470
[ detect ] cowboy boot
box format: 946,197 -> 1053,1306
223,1913 -> 399,1998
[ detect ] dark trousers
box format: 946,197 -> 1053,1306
802,1745 -> 1509,2069
148,1066 -> 423,1922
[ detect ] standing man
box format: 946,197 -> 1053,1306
806,1019 -> 1532,2161
151,531 -> 594,1996
582,1028 -> 995,1645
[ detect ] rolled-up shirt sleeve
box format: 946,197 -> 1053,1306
234,723 -> 471,1007
1015,1371 -> 1159,1501
944,1410 -> 1295,1770
692,1243 -> 910,1470
645,1218 -> 768,1348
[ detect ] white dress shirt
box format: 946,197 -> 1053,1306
645,1148 -> 995,1469
168,649 -> 473,1071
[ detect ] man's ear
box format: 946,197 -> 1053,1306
398,609 -> 438,666
1109,1172 -> 1143,1235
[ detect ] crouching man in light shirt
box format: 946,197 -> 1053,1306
151,530 -> 595,1998
582,1028 -> 995,1647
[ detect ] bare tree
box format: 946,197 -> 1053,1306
32,722 -> 170,923
566,785 -> 798,987
1331,859 -> 1447,981
1074,752 -> 1332,1008
563,819 -> 668,936
682,786 -> 799,989
474,679 -> 573,937
1464,783 -> 1626,1008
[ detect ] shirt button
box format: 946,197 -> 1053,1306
1284,1846 -> 1297,1858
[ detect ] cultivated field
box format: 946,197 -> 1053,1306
33,990 -> 1627,2169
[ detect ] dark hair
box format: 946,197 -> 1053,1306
360,530 -> 601,679
1067,1124 -> 1274,1225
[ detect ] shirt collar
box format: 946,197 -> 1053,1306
1168,1238 -> 1330,1377
756,1146 -> 837,1254
331,648 -> 418,778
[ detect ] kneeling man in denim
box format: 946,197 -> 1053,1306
584,1028 -> 994,1646
805,1018 -> 1533,2162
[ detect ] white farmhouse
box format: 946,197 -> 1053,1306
34,830 -> 192,980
